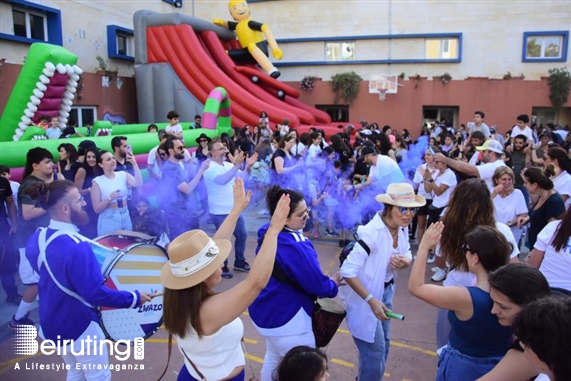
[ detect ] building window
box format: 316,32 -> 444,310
12,8 -> 46,40
326,42 -> 355,61
523,32 -> 568,62
316,105 -> 349,123
107,25 -> 134,62
425,38 -> 459,59
0,0 -> 62,45
70,106 -> 97,127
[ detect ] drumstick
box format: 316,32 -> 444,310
150,292 -> 164,298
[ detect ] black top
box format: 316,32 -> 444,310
528,193 -> 566,247
270,149 -> 296,186
114,158 -> 135,176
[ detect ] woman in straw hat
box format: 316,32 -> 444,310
340,182 -> 424,381
161,178 -> 290,381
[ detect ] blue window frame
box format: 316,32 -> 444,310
107,25 -> 134,62
275,33 -> 462,67
522,31 -> 569,63
0,0 -> 62,45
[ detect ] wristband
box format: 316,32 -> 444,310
364,294 -> 374,303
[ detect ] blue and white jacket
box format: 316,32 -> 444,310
249,223 -> 338,335
26,220 -> 141,341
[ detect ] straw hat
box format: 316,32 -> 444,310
161,230 -> 231,290
375,183 -> 426,208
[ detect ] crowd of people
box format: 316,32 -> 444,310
1,108 -> 570,381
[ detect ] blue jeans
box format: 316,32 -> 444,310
515,185 -> 530,208
210,214 -> 247,266
166,207 -> 199,240
353,282 -> 395,381
436,345 -> 503,381
97,207 -> 132,237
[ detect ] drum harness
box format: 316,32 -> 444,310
36,228 -> 95,309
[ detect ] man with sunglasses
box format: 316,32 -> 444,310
160,137 -> 210,240
146,129 -> 168,180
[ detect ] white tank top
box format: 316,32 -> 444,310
92,172 -> 129,206
176,317 -> 245,380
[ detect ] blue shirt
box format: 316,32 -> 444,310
249,224 -> 338,329
26,220 -> 140,341
448,287 -> 511,357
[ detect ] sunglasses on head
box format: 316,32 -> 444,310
461,243 -> 472,254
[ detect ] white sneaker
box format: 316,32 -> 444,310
431,268 -> 447,282
427,252 -> 436,264
431,266 -> 440,272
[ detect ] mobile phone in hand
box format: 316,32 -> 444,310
126,144 -> 133,155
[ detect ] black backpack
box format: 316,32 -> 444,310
339,233 -> 371,266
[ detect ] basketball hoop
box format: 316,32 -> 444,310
378,88 -> 387,101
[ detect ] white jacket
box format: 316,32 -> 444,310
340,212 -> 411,343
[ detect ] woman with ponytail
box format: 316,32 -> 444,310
544,146 -> 571,209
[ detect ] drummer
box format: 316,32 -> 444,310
25,180 -> 152,380
340,183 -> 425,381
249,185 -> 342,381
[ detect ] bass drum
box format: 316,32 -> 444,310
93,232 -> 168,342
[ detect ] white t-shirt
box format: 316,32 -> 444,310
431,168 -> 457,208
477,159 -> 505,191
165,123 -> 183,136
493,189 -> 528,224
289,142 -> 306,157
370,155 -> 405,186
203,161 -> 236,215
534,220 -> 571,291
413,164 -> 436,199
439,222 -> 519,287
307,144 -> 322,160
552,171 -> 571,209
510,125 -> 534,142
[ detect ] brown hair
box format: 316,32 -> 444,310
551,206 -> 571,252
523,167 -> 554,190
440,179 -> 495,271
27,180 -> 76,211
163,284 -> 214,338
465,225 -> 511,272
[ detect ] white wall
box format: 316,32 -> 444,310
1,0 -> 569,81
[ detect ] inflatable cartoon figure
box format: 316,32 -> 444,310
213,0 -> 283,78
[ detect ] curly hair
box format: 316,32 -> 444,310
440,178 -> 495,271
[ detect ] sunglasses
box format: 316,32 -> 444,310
461,243 -> 472,254
296,208 -> 311,219
199,139 -> 207,143
158,152 -> 167,157
398,207 -> 418,214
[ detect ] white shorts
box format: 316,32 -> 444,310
19,247 -> 40,285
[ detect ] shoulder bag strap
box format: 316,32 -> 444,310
157,333 -> 174,381
180,346 -> 207,381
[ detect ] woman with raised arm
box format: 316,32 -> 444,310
249,186 -> 340,381
162,178 -> 290,381
409,223 -> 513,380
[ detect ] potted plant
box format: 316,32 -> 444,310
503,72 -> 525,80
300,75 -> 316,93
95,55 -> 119,80
331,71 -> 362,105
548,67 -> 571,108
439,72 -> 452,84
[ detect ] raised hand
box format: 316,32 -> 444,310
246,152 -> 259,168
420,221 -> 444,249
232,177 -> 252,213
268,193 -> 290,232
